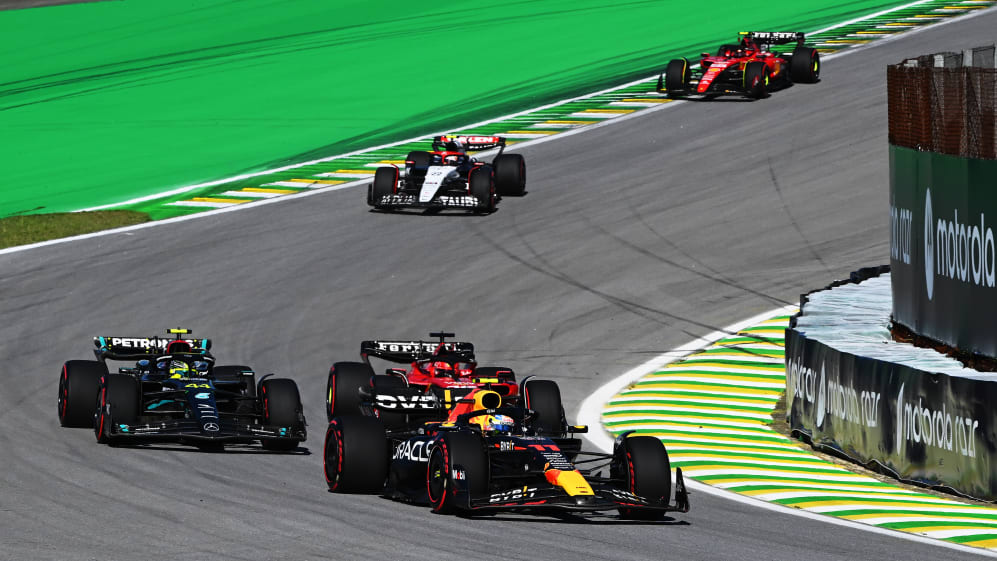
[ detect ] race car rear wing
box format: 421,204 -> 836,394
739,31 -> 806,47
361,339 -> 476,363
93,335 -> 211,360
432,135 -> 507,152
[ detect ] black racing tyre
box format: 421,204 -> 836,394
789,46 -> 820,83
260,378 -> 304,451
493,153 -> 525,196
614,436 -> 672,520
324,416 -> 389,493
214,365 -> 256,398
370,166 -> 399,207
743,61 -> 769,99
406,150 -> 433,168
327,361 -> 374,421
468,166 -> 495,212
664,58 -> 689,95
523,379 -> 565,437
427,432 -> 487,514
94,374 -> 139,444
59,360 -> 106,428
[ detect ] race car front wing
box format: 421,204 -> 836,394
102,418 -> 306,444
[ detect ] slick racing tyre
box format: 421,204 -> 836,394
494,154 -> 525,196
523,378 -> 566,437
59,360 -> 106,428
427,432 -> 487,514
469,166 -> 495,213
613,435 -> 672,520
324,416 -> 389,493
664,58 -> 689,96
370,166 -> 399,207
327,361 -> 374,421
789,46 -> 820,83
405,150 -> 433,168
94,374 -> 139,444
744,61 -> 770,99
260,378 -> 304,451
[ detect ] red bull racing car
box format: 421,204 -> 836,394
324,381 -> 689,518
367,135 -> 526,213
58,328 -> 306,450
658,31 -> 820,99
326,332 -> 518,429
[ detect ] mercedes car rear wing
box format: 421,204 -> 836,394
93,335 -> 211,360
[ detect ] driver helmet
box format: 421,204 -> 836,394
475,414 -> 514,433
431,361 -> 455,377
168,360 -> 190,379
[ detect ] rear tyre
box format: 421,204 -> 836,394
614,436 -> 672,520
789,46 -> 820,83
664,58 -> 689,96
327,361 -> 374,421
260,378 -> 304,451
370,166 -> 399,207
469,167 -> 495,213
59,360 -> 106,428
94,374 -> 139,444
494,154 -> 526,196
523,379 -> 565,437
406,150 -> 432,168
744,61 -> 769,99
427,432 -> 487,514
324,416 -> 389,492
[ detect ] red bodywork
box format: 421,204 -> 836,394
396,341 -> 518,403
696,36 -> 788,94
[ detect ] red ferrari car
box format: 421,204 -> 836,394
658,31 -> 820,99
325,332 -> 519,427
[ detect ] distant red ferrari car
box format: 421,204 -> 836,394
325,332 -> 519,428
658,31 -> 820,99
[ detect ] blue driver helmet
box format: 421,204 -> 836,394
478,414 -> 514,433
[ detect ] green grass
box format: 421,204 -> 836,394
0,211 -> 149,248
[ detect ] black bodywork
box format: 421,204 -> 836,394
89,334 -> 306,447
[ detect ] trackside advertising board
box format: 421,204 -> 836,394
786,322 -> 997,500
890,145 -> 997,358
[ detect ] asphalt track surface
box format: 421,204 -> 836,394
2,10 -> 995,561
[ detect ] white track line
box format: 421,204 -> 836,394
575,304 -> 997,558
4,4 -> 993,259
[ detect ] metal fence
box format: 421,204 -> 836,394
888,45 -> 997,159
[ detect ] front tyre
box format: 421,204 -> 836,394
469,166 -> 495,213
427,432 -> 487,514
744,61 -> 770,99
260,378 -> 305,451
370,166 -> 399,208
59,360 -> 106,428
523,379 -> 566,437
664,58 -> 689,96
614,435 -> 672,520
94,374 -> 139,444
324,416 -> 389,492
